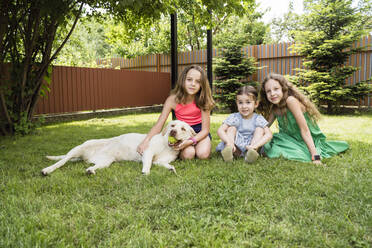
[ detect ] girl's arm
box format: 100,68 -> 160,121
287,96 -> 320,164
266,113 -> 276,127
177,109 -> 210,150
137,95 -> 176,154
197,109 -> 211,141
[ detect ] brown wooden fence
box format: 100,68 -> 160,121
98,35 -> 372,107
1,36 -> 370,120
35,66 -> 171,115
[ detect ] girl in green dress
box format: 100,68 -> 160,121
258,73 -> 349,164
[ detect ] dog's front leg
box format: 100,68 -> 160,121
141,150 -> 154,175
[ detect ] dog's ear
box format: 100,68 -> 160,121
162,122 -> 171,136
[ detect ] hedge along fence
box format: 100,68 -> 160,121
97,35 -> 372,107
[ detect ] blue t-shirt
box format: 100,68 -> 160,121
216,112 -> 268,154
224,112 -> 268,139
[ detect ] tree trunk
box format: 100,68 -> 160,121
0,2 -> 83,135
327,102 -> 333,114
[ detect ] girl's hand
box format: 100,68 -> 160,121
175,139 -> 193,151
137,141 -> 149,155
232,145 -> 237,153
312,160 -> 322,165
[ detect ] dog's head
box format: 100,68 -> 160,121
162,120 -> 196,147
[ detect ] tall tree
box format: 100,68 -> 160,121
0,0 -> 173,135
291,0 -> 371,114
269,1 -> 302,43
213,37 -> 258,112
54,17 -> 112,66
213,11 -> 270,47
104,15 -> 173,58
104,0 -> 257,57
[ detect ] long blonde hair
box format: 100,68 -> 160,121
171,65 -> 215,111
259,73 -> 321,121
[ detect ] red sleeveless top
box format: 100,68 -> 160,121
175,101 -> 202,126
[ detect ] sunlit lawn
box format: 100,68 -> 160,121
0,112 -> 371,247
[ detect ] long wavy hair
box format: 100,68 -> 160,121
171,65 -> 215,111
258,73 -> 321,122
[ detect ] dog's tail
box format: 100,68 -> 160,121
46,155 -> 82,162
46,155 -> 65,160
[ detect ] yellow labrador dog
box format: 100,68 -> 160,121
41,120 -> 196,175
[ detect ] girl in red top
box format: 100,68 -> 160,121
137,65 -> 215,160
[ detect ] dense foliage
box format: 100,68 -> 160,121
213,38 -> 258,112
63,1 -> 264,60
269,1 -> 301,43
290,0 -> 372,113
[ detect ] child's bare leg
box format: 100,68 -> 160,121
225,126 -> 237,148
221,126 -> 237,162
248,127 -> 264,151
195,136 -> 211,159
245,127 -> 264,163
180,146 -> 196,160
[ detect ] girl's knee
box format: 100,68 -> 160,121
196,150 -> 210,159
180,147 -> 195,160
227,126 -> 237,134
195,138 -> 211,159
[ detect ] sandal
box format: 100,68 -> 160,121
221,146 -> 233,162
245,149 -> 259,163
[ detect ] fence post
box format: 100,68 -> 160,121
157,54 -> 161,72
252,45 -> 259,82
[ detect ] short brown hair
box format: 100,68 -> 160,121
236,85 -> 258,101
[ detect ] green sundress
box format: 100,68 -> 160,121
263,110 -> 349,162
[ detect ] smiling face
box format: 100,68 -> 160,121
184,68 -> 201,97
236,94 -> 258,119
264,79 -> 283,105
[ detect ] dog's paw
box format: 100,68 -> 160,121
169,166 -> 177,174
141,170 -> 150,175
41,169 -> 49,176
86,168 -> 96,175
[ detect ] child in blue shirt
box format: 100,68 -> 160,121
216,85 -> 272,163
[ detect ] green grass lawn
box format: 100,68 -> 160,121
0,113 -> 371,247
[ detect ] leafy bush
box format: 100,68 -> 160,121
213,38 -> 258,112
291,0 -> 371,114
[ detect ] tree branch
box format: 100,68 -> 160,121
50,3 -> 84,62
0,89 -> 12,135
0,0 -> 10,62
21,4 -> 41,109
27,3 -> 84,119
